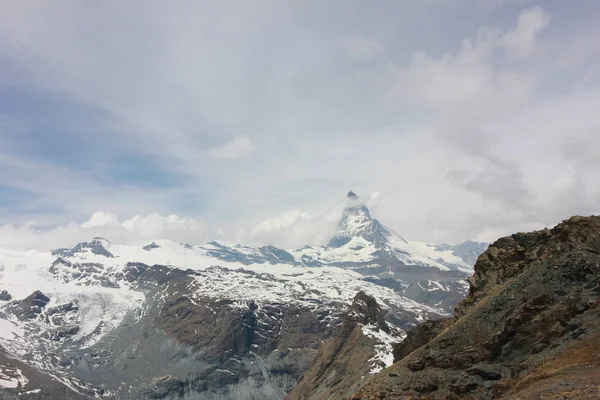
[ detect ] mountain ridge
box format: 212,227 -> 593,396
349,215 -> 600,399
0,194 -> 487,398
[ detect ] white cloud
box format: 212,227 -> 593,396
0,212 -> 206,251
249,209 -> 338,249
209,136 -> 256,159
344,36 -> 384,59
121,213 -> 203,239
247,191 -> 390,248
500,6 -> 550,59
363,191 -> 388,213
81,211 -> 120,228
563,129 -> 600,168
0,2 -> 598,249
251,210 -> 312,235
387,23 -> 536,118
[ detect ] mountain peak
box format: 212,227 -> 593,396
347,190 -> 358,200
51,237 -> 114,258
328,202 -> 392,248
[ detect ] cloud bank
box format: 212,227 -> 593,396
0,1 -> 599,249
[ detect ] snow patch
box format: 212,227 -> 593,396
362,324 -> 404,374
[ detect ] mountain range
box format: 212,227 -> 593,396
0,193 -> 487,399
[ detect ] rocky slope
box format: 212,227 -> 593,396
0,250 -> 438,399
350,215 -> 600,399
287,292 -> 400,400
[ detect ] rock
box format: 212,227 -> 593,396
393,317 -> 452,363
0,289 -> 12,301
52,237 -> 114,258
347,291 -> 390,333
351,215 -> 600,399
142,375 -> 185,399
142,242 -> 160,251
466,364 -> 506,380
44,325 -> 80,341
287,292 -> 394,400
11,290 -> 50,320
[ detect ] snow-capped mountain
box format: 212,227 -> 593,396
0,193 -> 487,399
294,195 -> 476,274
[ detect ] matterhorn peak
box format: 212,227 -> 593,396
327,193 -> 391,248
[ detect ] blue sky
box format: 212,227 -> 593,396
0,0 -> 599,249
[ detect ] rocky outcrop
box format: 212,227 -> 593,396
392,317 -> 452,363
142,242 -> 161,251
287,292 -> 394,400
0,289 -> 12,301
351,215 -> 600,399
10,290 -> 51,320
52,237 -> 114,258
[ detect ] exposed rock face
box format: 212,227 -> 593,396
52,237 -> 114,258
287,292 -> 397,400
0,289 -> 12,301
142,242 -> 161,251
351,215 -> 600,399
392,317 -> 452,364
10,290 -> 51,320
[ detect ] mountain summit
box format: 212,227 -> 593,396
328,203 -> 400,249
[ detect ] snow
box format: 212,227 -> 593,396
362,324 -> 404,374
0,238 -> 442,366
409,241 -> 474,273
0,247 -> 144,364
0,317 -> 24,342
0,209 -> 467,392
0,365 -> 28,388
294,237 -> 377,263
190,265 -> 439,316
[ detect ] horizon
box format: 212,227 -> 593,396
1,191 -> 489,251
1,1 -> 599,250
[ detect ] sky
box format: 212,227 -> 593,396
0,0 -> 599,250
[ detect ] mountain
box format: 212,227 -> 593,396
287,292 -> 398,400
296,194 -> 479,274
347,215 -> 600,399
0,193 -> 487,399
291,194 -> 487,311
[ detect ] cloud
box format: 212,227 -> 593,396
209,136 -> 256,159
387,18 -> 537,118
0,1 -> 599,249
249,208 -> 340,248
81,212 -> 120,228
499,6 -> 551,59
445,160 -> 532,208
563,128 -> 600,168
385,7 -> 547,211
0,212 -> 206,251
121,213 -> 203,239
344,36 -> 384,59
247,191 -> 391,248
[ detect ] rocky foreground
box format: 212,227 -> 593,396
343,215 -> 600,399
